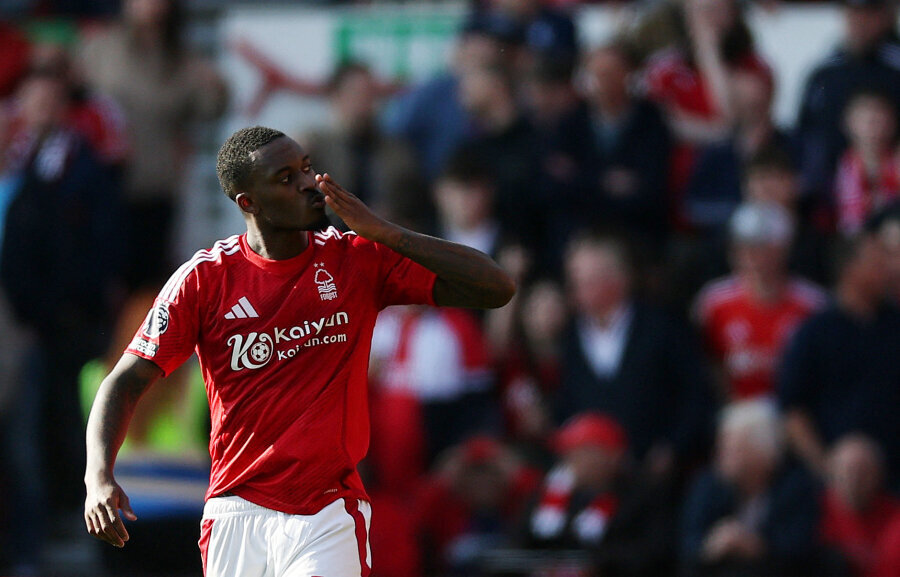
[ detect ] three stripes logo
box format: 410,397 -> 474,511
224,297 -> 259,320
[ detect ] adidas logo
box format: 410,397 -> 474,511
225,297 -> 259,319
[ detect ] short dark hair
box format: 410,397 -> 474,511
216,126 -> 285,200
844,87 -> 896,117
744,146 -> 796,178
438,146 -> 496,186
565,229 -> 634,275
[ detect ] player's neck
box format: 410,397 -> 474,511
246,227 -> 310,260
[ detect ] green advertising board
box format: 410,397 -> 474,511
333,7 -> 464,80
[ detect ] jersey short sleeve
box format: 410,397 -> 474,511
125,267 -> 201,377
361,237 -> 437,310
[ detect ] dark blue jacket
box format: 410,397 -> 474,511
680,465 -> 821,577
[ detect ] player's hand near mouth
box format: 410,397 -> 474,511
316,173 -> 515,309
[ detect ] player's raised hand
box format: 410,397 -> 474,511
316,173 -> 389,239
84,475 -> 137,548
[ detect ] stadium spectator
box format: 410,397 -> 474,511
684,67 -> 790,233
0,70 -> 124,574
456,61 -> 542,246
301,62 -> 426,229
833,90 -> 900,236
519,412 -> 677,575
644,0 -> 771,145
432,148 -> 503,258
796,0 -> 900,197
475,0 -> 578,68
778,229 -> 900,487
557,232 -> 715,476
743,148 -> 834,285
413,436 -> 540,577
580,43 -> 672,255
370,304 -> 498,465
26,43 -> 128,170
493,279 -> 566,466
820,434 -> 900,577
522,55 -> 594,268
644,0 -> 772,230
680,400 -> 821,577
384,11 -> 522,180
78,0 -> 227,290
693,202 -> 826,402
619,0 -> 687,66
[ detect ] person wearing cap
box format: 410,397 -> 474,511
693,201 -> 826,402
520,411 -> 677,574
777,223 -> 900,489
680,400 -> 821,577
797,0 -> 900,198
412,436 -> 541,576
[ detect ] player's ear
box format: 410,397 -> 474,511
235,192 -> 258,215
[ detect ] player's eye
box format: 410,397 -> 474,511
302,165 -> 312,174
281,174 -> 291,184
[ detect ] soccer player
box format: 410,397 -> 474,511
83,126 -> 516,576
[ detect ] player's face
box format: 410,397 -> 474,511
246,137 -> 329,231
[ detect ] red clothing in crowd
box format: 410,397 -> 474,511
368,490 -> 422,577
0,23 -> 30,97
694,276 -> 826,400
5,92 -> 128,166
413,467 -> 541,562
834,149 -> 900,235
67,93 -> 129,165
821,490 -> 900,577
873,514 -> 900,577
126,229 -> 437,515
644,48 -> 773,227
644,48 -> 772,120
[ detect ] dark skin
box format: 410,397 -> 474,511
84,135 -> 515,547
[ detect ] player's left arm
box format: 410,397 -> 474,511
317,173 -> 515,309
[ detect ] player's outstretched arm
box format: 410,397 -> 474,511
317,173 -> 515,309
84,354 -> 163,547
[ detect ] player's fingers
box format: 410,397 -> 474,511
321,182 -> 350,206
100,504 -> 126,546
85,512 -> 100,537
88,510 -> 118,546
321,174 -> 351,197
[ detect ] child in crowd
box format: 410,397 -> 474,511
834,90 -> 900,235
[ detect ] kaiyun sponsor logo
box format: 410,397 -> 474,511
226,312 -> 350,370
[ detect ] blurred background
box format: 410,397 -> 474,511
1,0 -> 900,576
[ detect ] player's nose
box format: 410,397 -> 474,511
297,171 -> 318,192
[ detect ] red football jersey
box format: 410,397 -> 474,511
126,228 -> 437,514
694,276 -> 826,400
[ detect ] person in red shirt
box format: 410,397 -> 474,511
693,201 -> 826,401
82,126 -> 515,576
820,434 -> 900,577
643,0 -> 772,225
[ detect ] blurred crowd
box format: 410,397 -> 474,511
2,0 -> 900,576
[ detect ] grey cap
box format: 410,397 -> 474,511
730,201 -> 794,246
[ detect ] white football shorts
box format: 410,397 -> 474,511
199,495 -> 372,577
